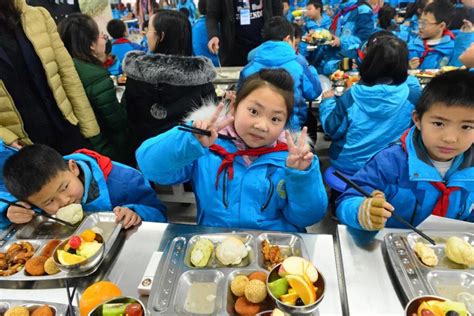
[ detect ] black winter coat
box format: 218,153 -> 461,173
123,51 -> 217,144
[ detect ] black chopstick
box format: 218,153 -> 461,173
0,198 -> 75,228
333,170 -> 436,245
65,279 -> 76,316
178,123 -> 236,140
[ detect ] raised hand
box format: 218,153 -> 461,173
193,103 -> 234,148
285,127 -> 313,171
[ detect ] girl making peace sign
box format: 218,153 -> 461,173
137,69 -> 328,232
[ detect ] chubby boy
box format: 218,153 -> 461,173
336,70 -> 474,230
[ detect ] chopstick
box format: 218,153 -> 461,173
65,279 -> 76,316
333,170 -> 436,245
0,198 -> 76,228
178,123 -> 236,140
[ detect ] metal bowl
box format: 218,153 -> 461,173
404,295 -> 446,316
266,263 -> 325,315
88,296 -> 148,316
52,234 -> 104,273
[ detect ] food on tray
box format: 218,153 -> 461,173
231,275 -> 249,297
439,66 -> 459,73
445,236 -> 474,267
261,240 -> 284,270
413,242 -> 439,267
56,203 -> 83,225
44,256 -> 60,275
271,308 -> 285,316
245,279 -> 267,304
248,271 -> 267,283
234,296 -> 261,315
4,306 -> 30,316
117,75 -> 127,85
190,237 -> 214,267
31,305 -> 54,316
415,70 -> 437,78
101,302 -> 143,316
330,70 -> 345,81
303,29 -> 332,44
215,236 -> 248,265
79,281 -> 123,316
414,299 -> 468,316
184,282 -> 217,314
57,234 -> 102,266
0,241 -> 35,276
25,255 -> 47,276
268,257 -> 319,306
40,239 -> 61,258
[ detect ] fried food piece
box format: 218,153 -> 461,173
261,240 -> 283,269
234,296 -> 261,315
445,236 -> 474,266
244,279 -> 267,304
0,262 -> 23,276
413,242 -> 438,267
31,305 -> 54,316
5,306 -> 29,316
231,275 -> 249,297
43,257 -> 60,275
248,271 -> 267,283
25,256 -> 47,276
40,239 -> 61,258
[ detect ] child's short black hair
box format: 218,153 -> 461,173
179,7 -> 190,18
449,7 -> 473,30
422,0 -> 454,25
359,35 -> 408,86
107,19 -> 127,39
3,144 -> 69,202
378,4 -> 396,30
416,70 -> 474,118
262,16 -> 294,41
307,0 -> 323,10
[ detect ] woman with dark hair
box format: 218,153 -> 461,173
319,34 -> 419,176
0,0 -> 101,154
58,13 -> 135,164
123,9 -> 217,143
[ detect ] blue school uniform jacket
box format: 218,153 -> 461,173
0,152 -> 167,228
136,125 -> 328,232
239,41 -> 322,130
449,31 -> 474,67
192,16 -> 219,67
408,34 -> 455,69
319,80 -> 417,175
304,14 -> 332,31
111,38 -> 146,74
336,126 -> 474,230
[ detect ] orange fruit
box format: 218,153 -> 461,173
79,281 -> 122,316
285,275 -> 316,305
80,229 -> 96,242
280,292 -> 299,305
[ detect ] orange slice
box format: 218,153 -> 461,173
57,250 -> 85,265
286,275 -> 316,305
280,292 -> 299,305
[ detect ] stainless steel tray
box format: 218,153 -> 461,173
384,231 -> 474,312
0,299 -> 77,315
0,212 -> 122,281
148,231 -> 310,315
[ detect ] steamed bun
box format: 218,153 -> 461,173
56,203 -> 83,224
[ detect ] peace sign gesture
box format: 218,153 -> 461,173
193,104 -> 234,148
285,127 -> 313,171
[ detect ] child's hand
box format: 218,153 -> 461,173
461,19 -> 473,33
6,202 -> 34,224
330,36 -> 341,47
322,90 -> 335,99
286,127 -> 313,171
193,103 -> 234,148
357,190 -> 394,231
409,57 -> 420,69
113,206 -> 142,229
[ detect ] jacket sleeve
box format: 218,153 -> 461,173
283,156 -> 328,229
206,0 -> 221,40
335,152 -> 391,230
319,91 -> 351,140
0,192 -> 15,229
299,58 -> 322,101
40,7 -> 100,139
340,10 -> 374,57
449,31 -> 474,67
136,126 -> 207,185
406,75 -> 422,105
0,128 -> 19,146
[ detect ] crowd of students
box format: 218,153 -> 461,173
0,0 -> 473,234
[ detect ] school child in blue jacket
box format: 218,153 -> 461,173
304,0 -> 332,31
316,0 -> 376,75
239,17 -> 322,130
320,34 -> 419,175
1,145 -> 167,229
336,70 -> 474,231
408,0 -> 456,69
192,0 -> 219,67
177,0 -> 197,24
136,69 -> 328,232
107,19 -> 146,74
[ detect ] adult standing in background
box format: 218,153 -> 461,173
206,0 -> 283,66
0,0 -> 101,154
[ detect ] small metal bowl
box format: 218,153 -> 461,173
52,234 -> 104,273
88,296 -> 148,316
266,263 -> 325,315
404,295 -> 446,316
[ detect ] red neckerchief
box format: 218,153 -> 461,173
113,37 -> 131,45
357,48 -> 365,61
103,55 -> 116,69
419,30 -> 456,66
209,142 -> 289,188
74,149 -> 113,180
329,4 -> 359,33
400,130 -> 459,217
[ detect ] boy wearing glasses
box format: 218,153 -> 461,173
408,0 -> 455,69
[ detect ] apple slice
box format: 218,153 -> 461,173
278,256 -> 306,277
304,261 -> 319,283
